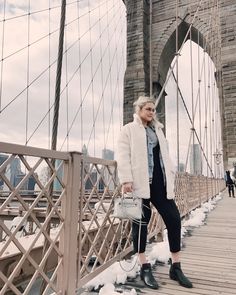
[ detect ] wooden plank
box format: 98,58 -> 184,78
126,191 -> 236,295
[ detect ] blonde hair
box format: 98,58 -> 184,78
133,96 -> 156,114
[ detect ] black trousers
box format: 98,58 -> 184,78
132,144 -> 181,254
227,184 -> 235,195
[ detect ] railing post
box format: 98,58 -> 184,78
58,152 -> 81,294
0,218 -> 3,242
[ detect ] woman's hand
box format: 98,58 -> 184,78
122,182 -> 133,193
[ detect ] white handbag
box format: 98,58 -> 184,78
114,194 -> 143,272
113,195 -> 142,220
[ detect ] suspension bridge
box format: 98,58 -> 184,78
0,0 -> 235,294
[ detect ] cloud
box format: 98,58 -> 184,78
0,2 -> 222,176
0,0 -> 126,158
164,40 -> 222,172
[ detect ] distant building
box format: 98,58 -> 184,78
0,154 -> 8,188
53,160 -> 63,193
12,173 -> 36,194
178,162 -> 185,172
0,154 -> 8,165
10,158 -> 23,186
83,147 -> 115,192
0,155 -> 22,189
85,169 -> 98,191
28,175 -> 36,191
190,144 -> 202,175
82,144 -> 94,190
102,149 -> 114,160
0,154 -> 36,192
102,148 -> 115,191
82,144 -> 88,156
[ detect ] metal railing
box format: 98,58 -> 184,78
0,142 -> 225,294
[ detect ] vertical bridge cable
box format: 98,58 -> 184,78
217,0 -> 223,175
149,0 -> 153,96
190,30 -> 195,173
88,0 -> 96,156
104,0 -> 125,151
76,1 -> 84,151
48,0 -> 52,149
0,0 -> 126,160
0,0 -> 6,112
155,0 -> 205,109
211,60 -> 216,176
115,0 -> 125,132
101,0 -> 126,151
83,0 -> 124,155
65,28 -> 69,151
105,0 -> 115,152
99,2 -> 106,151
203,38 -> 208,177
175,0 -> 180,171
168,0 -> 222,177
25,0 -> 31,145
214,0 -> 223,177
197,30 -> 202,174
56,0 -> 125,154
40,1 -> 66,294
51,0 -> 67,152
0,2 -> 84,114
208,51 -> 213,174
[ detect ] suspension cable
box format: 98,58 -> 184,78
26,0 -> 121,147
170,68 -> 215,176
76,1 -> 83,151
197,30 -> 202,173
25,0 -> 31,145
149,0 -> 153,96
99,2 -> 106,152
59,0 -> 125,151
155,0 -> 205,109
0,0 -> 6,112
85,0 -> 124,152
65,28 -> 69,151
157,0 -> 223,178
0,0 -> 113,114
107,0 -> 115,153
51,0 -> 66,151
175,0 -> 180,171
88,0 -> 96,156
189,29 -> 196,173
48,0 -> 52,149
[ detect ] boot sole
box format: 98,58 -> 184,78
140,275 -> 159,289
169,273 -> 193,288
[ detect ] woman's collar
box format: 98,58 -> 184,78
133,113 -> 164,129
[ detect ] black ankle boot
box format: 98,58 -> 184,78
169,262 -> 193,288
140,263 -> 159,289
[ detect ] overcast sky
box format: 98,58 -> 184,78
0,0 -> 126,157
0,0 -> 223,176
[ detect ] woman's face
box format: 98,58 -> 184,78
139,102 -> 156,125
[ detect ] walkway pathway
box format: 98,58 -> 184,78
80,189 -> 236,294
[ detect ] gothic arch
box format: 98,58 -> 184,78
123,0 -> 236,167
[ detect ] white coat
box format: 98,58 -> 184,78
117,114 -> 175,199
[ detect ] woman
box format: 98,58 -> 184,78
117,96 -> 193,289
225,170 -> 235,197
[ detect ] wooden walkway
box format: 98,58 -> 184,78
81,190 -> 236,295
140,190 -> 236,295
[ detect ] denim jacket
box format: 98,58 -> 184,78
146,126 -> 166,184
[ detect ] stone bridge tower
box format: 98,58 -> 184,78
122,0 -> 236,168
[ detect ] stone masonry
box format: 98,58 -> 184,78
122,0 -> 236,168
